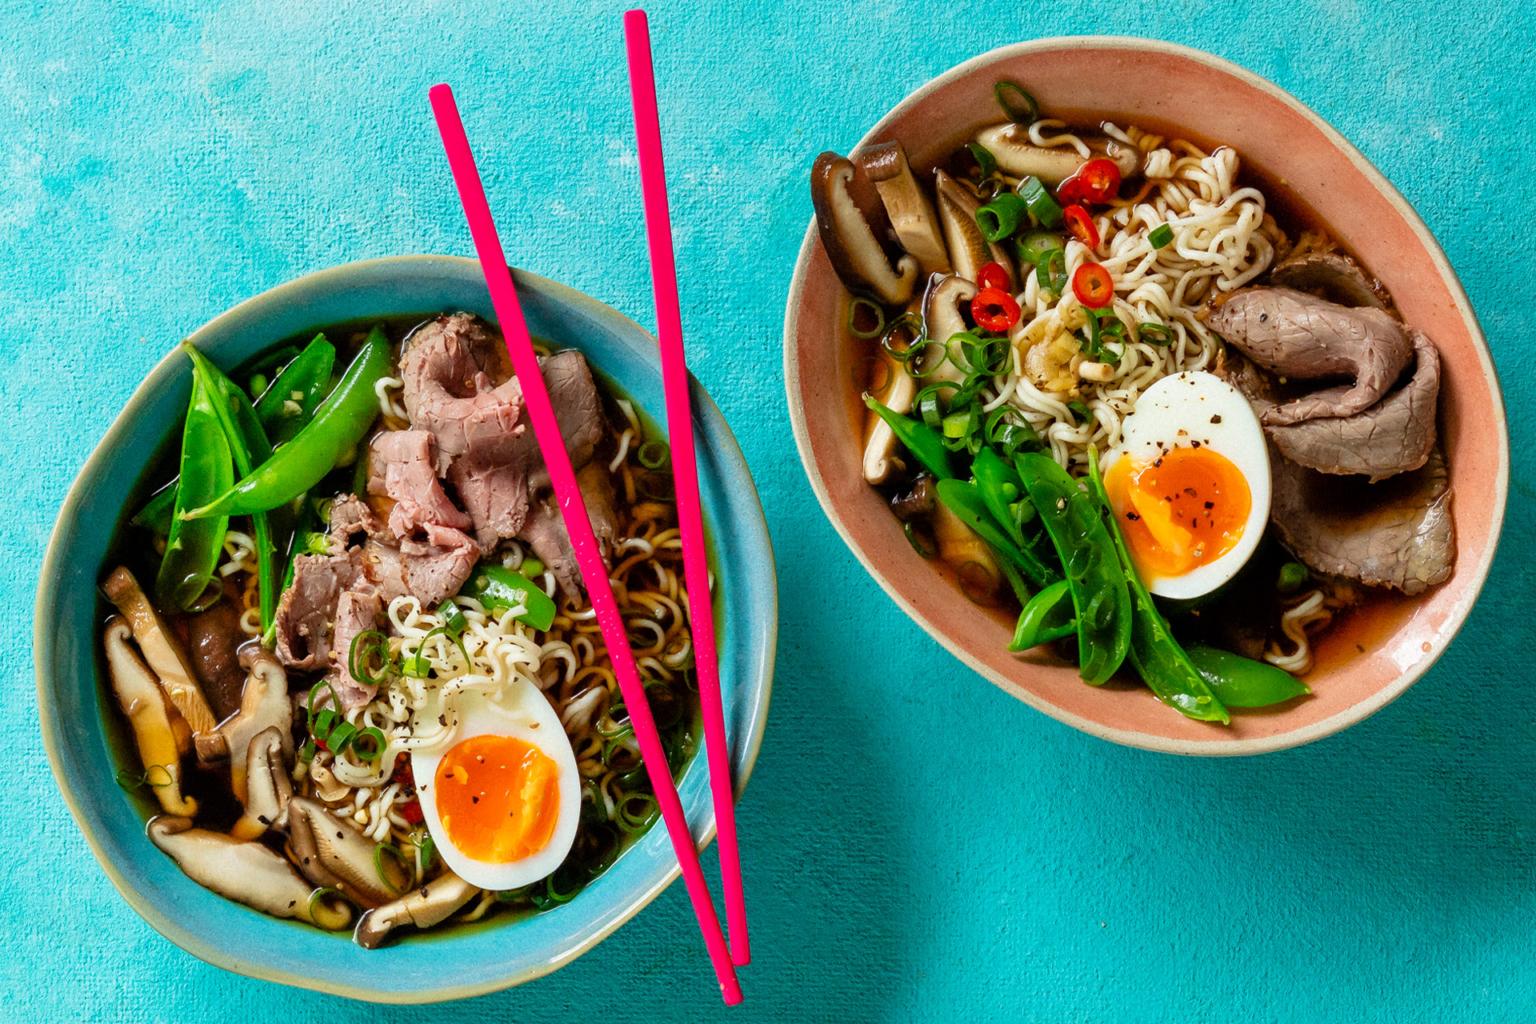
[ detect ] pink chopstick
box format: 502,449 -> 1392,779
429,83 -> 743,1007
621,9 -> 750,968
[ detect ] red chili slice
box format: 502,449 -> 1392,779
1062,204 -> 1100,249
971,287 -> 1021,333
399,799 -> 424,825
1058,157 -> 1122,205
1072,262 -> 1115,308
976,261 -> 1010,292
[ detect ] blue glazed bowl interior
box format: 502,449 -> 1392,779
36,255 -> 775,1003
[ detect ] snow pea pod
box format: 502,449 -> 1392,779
972,447 -> 1024,547
1009,578 -> 1075,651
155,375 -> 232,611
935,478 -> 1057,590
186,328 -> 391,519
1015,452 -> 1130,685
1085,450 -> 1228,723
864,395 -> 955,480
1187,645 -> 1310,708
132,480 -> 178,535
254,333 -> 336,444
183,343 -> 278,636
466,565 -> 557,632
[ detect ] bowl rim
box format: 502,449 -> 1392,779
37,253 -> 778,1002
783,35 -> 1508,756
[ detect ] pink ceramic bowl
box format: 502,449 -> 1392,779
784,37 -> 1507,755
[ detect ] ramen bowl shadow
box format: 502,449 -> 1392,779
38,255 -> 776,1001
784,37 -> 1505,755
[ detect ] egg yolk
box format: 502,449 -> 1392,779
1103,446 -> 1251,582
434,734 -> 560,863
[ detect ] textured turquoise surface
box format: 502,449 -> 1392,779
4,2 -> 1532,1022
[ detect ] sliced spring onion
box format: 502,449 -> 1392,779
1016,230 -> 1064,267
942,409 -> 973,440
975,192 -> 1028,242
347,629 -> 394,688
373,842 -> 408,895
437,598 -> 467,635
326,721 -> 358,753
637,439 -> 670,470
1148,223 -> 1174,249
615,792 -> 660,834
903,520 -> 936,559
1034,248 -> 1068,295
902,337 -> 946,378
1277,561 -> 1311,594
1018,176 -> 1063,229
307,887 -> 342,921
847,295 -> 887,339
1137,322 -> 1173,346
968,141 -> 998,180
994,80 -> 1039,124
520,557 -> 545,578
349,727 -> 386,762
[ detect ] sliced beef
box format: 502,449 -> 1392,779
399,524 -> 480,606
397,313 -> 615,592
518,495 -> 582,597
367,429 -> 471,537
517,461 -> 619,599
1269,446 -> 1455,595
182,582 -> 247,720
450,348 -> 606,547
1207,287 -> 1413,426
329,494 -> 379,550
1269,249 -> 1390,311
524,349 -> 604,488
449,457 -> 530,550
331,585 -> 383,708
273,549 -> 360,671
1267,332 -> 1439,481
399,314 -> 525,463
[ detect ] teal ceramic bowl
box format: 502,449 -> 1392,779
36,255 -> 776,1003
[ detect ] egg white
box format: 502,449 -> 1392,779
1104,371 -> 1271,601
411,681 -> 581,891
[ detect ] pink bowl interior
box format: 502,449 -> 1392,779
785,38 -> 1507,754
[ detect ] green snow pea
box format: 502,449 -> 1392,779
1015,451 -> 1130,686
1085,449 -> 1228,723
1186,645 -> 1311,708
186,327 -> 391,519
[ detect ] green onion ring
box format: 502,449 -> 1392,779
372,842 -> 408,895
350,727 -> 387,762
307,886 -> 343,920
994,81 -> 1039,124
846,296 -> 887,339
326,720 -> 358,753
436,598 -> 467,635
902,338 -> 946,378
1137,322 -> 1174,345
615,792 -> 660,834
967,141 -> 998,179
347,629 -> 393,688
637,439 -> 670,470
903,521 -> 936,559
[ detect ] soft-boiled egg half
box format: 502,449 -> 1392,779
411,681 -> 580,891
1102,371 -> 1270,601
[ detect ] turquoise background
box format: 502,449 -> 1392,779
4,1 -> 1531,1021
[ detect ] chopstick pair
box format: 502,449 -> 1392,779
429,8 -> 748,1005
